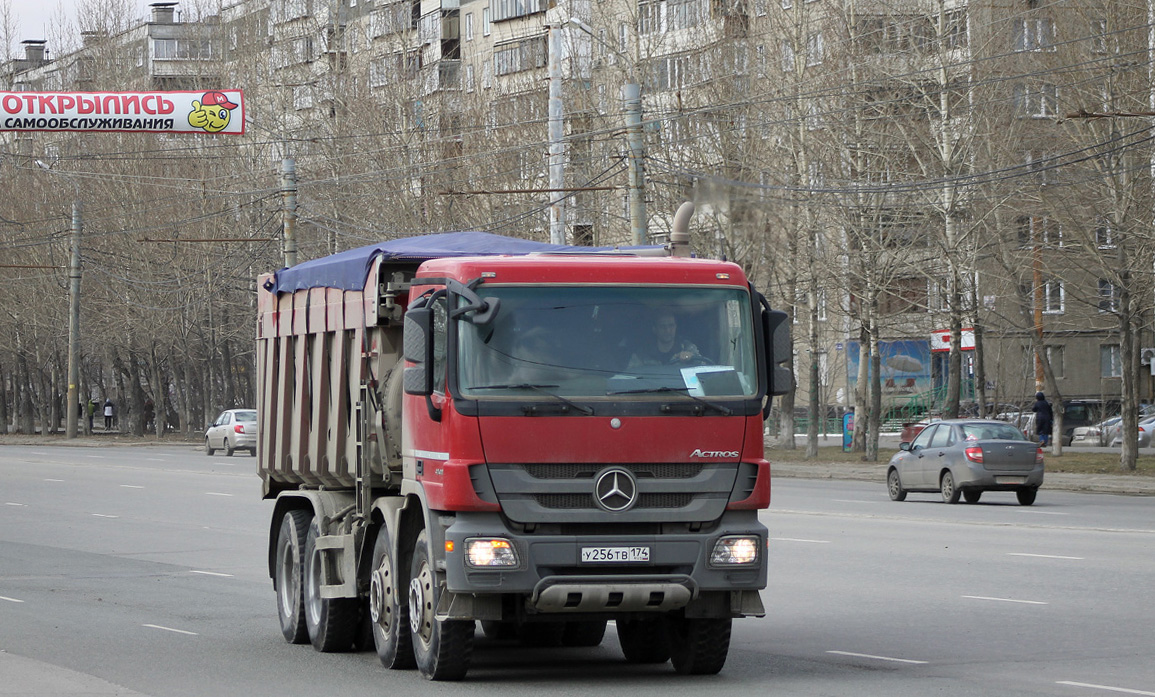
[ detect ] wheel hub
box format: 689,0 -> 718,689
369,561 -> 391,625
408,564 -> 433,643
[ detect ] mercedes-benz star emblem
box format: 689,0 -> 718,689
593,467 -> 638,512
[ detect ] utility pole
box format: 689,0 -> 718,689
624,82 -> 647,246
282,157 -> 298,268
65,199 -> 81,439
547,23 -> 566,245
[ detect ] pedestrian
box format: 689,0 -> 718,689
103,398 -> 114,430
86,399 -> 96,434
1032,391 -> 1054,446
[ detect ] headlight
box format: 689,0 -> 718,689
464,538 -> 519,568
710,535 -> 760,566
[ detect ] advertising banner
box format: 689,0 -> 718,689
0,90 -> 245,134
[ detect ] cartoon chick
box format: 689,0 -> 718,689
188,91 -> 238,133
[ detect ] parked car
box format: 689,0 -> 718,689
205,408 -> 258,456
887,419 -> 1044,506
900,417 -> 940,443
1072,416 -> 1121,447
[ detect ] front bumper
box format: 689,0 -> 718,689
442,510 -> 767,615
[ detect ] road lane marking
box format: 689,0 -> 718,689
44,478 -> 64,482
86,455 -> 106,459
146,458 -> 166,462
143,624 -> 198,636
827,651 -> 927,665
1008,553 -> 1083,560
1058,681 -> 1155,696
120,485 -> 145,489
832,499 -> 876,504
205,492 -> 233,497
91,513 -> 120,519
4,502 -> 27,507
0,596 -> 24,603
962,595 -> 1048,605
190,570 -> 234,578
772,537 -> 831,544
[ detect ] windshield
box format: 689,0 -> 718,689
457,285 -> 757,399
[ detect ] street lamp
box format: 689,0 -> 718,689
567,17 -> 648,245
35,159 -> 83,439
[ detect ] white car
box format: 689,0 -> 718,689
205,408 -> 258,456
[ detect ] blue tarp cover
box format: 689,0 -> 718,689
266,231 -> 656,294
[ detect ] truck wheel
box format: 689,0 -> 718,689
205,438 -> 214,456
667,614 -> 731,675
617,618 -> 670,664
409,529 -> 473,680
275,509 -> 312,644
304,518 -> 358,652
563,620 -> 607,647
369,525 -> 414,668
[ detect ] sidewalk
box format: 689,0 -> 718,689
769,455 -> 1155,496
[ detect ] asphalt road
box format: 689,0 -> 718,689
2,444 -> 1153,697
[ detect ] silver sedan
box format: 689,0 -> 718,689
204,408 -> 258,457
887,419 -> 1044,505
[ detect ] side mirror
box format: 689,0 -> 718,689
763,307 -> 792,397
899,442 -> 912,452
403,307 -> 434,397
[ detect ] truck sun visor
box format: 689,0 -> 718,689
266,231 -> 658,295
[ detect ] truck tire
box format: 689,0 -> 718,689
667,615 -> 731,675
617,618 -> 671,664
304,518 -> 358,652
409,529 -> 473,680
369,524 -> 415,669
563,620 -> 607,647
275,509 -> 312,644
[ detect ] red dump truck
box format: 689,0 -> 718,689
256,208 -> 791,680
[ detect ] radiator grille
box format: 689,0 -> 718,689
535,493 -> 694,509
521,463 -> 703,479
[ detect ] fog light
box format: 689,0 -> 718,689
464,538 -> 518,568
710,535 -> 760,565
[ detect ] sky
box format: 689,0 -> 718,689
5,0 -> 151,56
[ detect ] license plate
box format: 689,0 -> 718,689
580,546 -> 650,563
996,476 -> 1027,484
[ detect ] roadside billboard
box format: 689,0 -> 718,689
0,90 -> 245,134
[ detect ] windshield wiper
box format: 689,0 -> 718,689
470,383 -> 594,416
606,385 -> 733,416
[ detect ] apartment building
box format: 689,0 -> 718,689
3,0 -> 1151,416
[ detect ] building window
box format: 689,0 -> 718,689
1013,18 -> 1054,51
482,7 -> 491,35
1101,345 -> 1122,378
1090,19 -> 1109,53
806,32 -> 824,66
1095,217 -> 1115,248
1013,83 -> 1058,118
465,13 -> 473,40
465,63 -> 475,91
1016,215 -> 1061,247
490,0 -> 545,23
1042,279 -> 1064,314
781,40 -> 794,72
1098,279 -> 1119,313
493,35 -> 547,76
